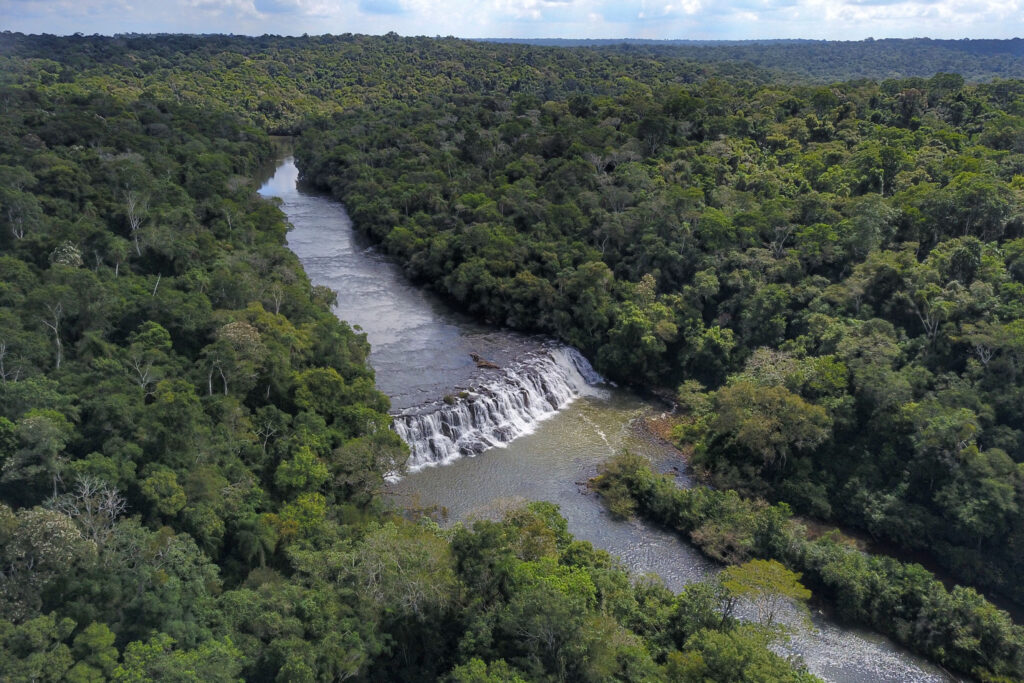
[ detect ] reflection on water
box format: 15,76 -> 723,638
259,158 -> 960,683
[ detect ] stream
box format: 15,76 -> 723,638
259,156 -> 960,683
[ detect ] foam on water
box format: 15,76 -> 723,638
393,345 -> 604,471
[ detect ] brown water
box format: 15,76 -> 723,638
259,157 -> 961,683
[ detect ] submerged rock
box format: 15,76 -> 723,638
470,352 -> 500,369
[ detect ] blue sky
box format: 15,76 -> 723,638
3,0 -> 1022,39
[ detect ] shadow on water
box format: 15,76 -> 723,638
258,156 -> 962,683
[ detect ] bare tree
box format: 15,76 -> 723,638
109,236 -> 129,277
0,341 -> 21,384
256,419 -> 279,454
767,224 -> 795,259
205,348 -> 229,396
3,191 -> 41,241
126,353 -> 156,396
46,476 -> 127,550
7,202 -> 26,240
265,281 -> 285,315
125,190 -> 149,256
40,302 -> 64,370
973,341 -> 995,368
224,207 -> 237,240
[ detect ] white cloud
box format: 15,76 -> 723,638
2,0 -> 1022,38
492,0 -> 581,21
188,0 -> 260,18
678,0 -> 702,15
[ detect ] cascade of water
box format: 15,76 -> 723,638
393,346 -> 603,471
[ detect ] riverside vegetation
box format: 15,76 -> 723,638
1,33 -> 820,682
2,31 -> 1024,681
594,452 -> 1024,681
295,46 -> 1024,619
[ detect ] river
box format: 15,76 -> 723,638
258,156 -> 960,683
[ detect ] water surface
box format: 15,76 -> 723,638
259,157 -> 959,683
260,159 -> 540,410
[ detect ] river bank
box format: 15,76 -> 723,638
259,155 -> 959,683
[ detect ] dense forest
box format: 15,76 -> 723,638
595,453 -> 1024,680
491,38 -> 1024,83
294,50 -> 1024,616
3,31 -> 1024,681
0,31 -> 764,134
0,33 -> 830,682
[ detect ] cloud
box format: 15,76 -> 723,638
493,0 -> 582,21
2,0 -> 1022,38
187,0 -> 260,16
254,0 -> 300,14
359,0 -> 405,14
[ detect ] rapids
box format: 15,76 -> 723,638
394,345 -> 604,470
259,156 -> 961,682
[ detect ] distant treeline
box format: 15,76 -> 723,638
485,37 -> 1024,82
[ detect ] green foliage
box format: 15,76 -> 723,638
447,658 -> 528,682
0,41 -> 434,681
112,633 -> 244,682
709,382 -> 832,468
667,625 -> 819,682
140,467 -> 187,517
493,38 -> 1024,83
594,453 -> 1024,680
720,559 -> 811,629
0,504 -> 95,622
286,40 -> 1024,617
69,623 -> 119,681
273,447 -> 329,495
2,30 -> 1024,682
0,613 -> 77,682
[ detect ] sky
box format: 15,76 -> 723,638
3,0 -> 1023,40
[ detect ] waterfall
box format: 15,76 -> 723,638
393,346 -> 603,471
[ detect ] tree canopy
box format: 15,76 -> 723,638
3,30 -> 1024,682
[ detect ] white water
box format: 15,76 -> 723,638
259,157 -> 960,683
394,346 -> 605,470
